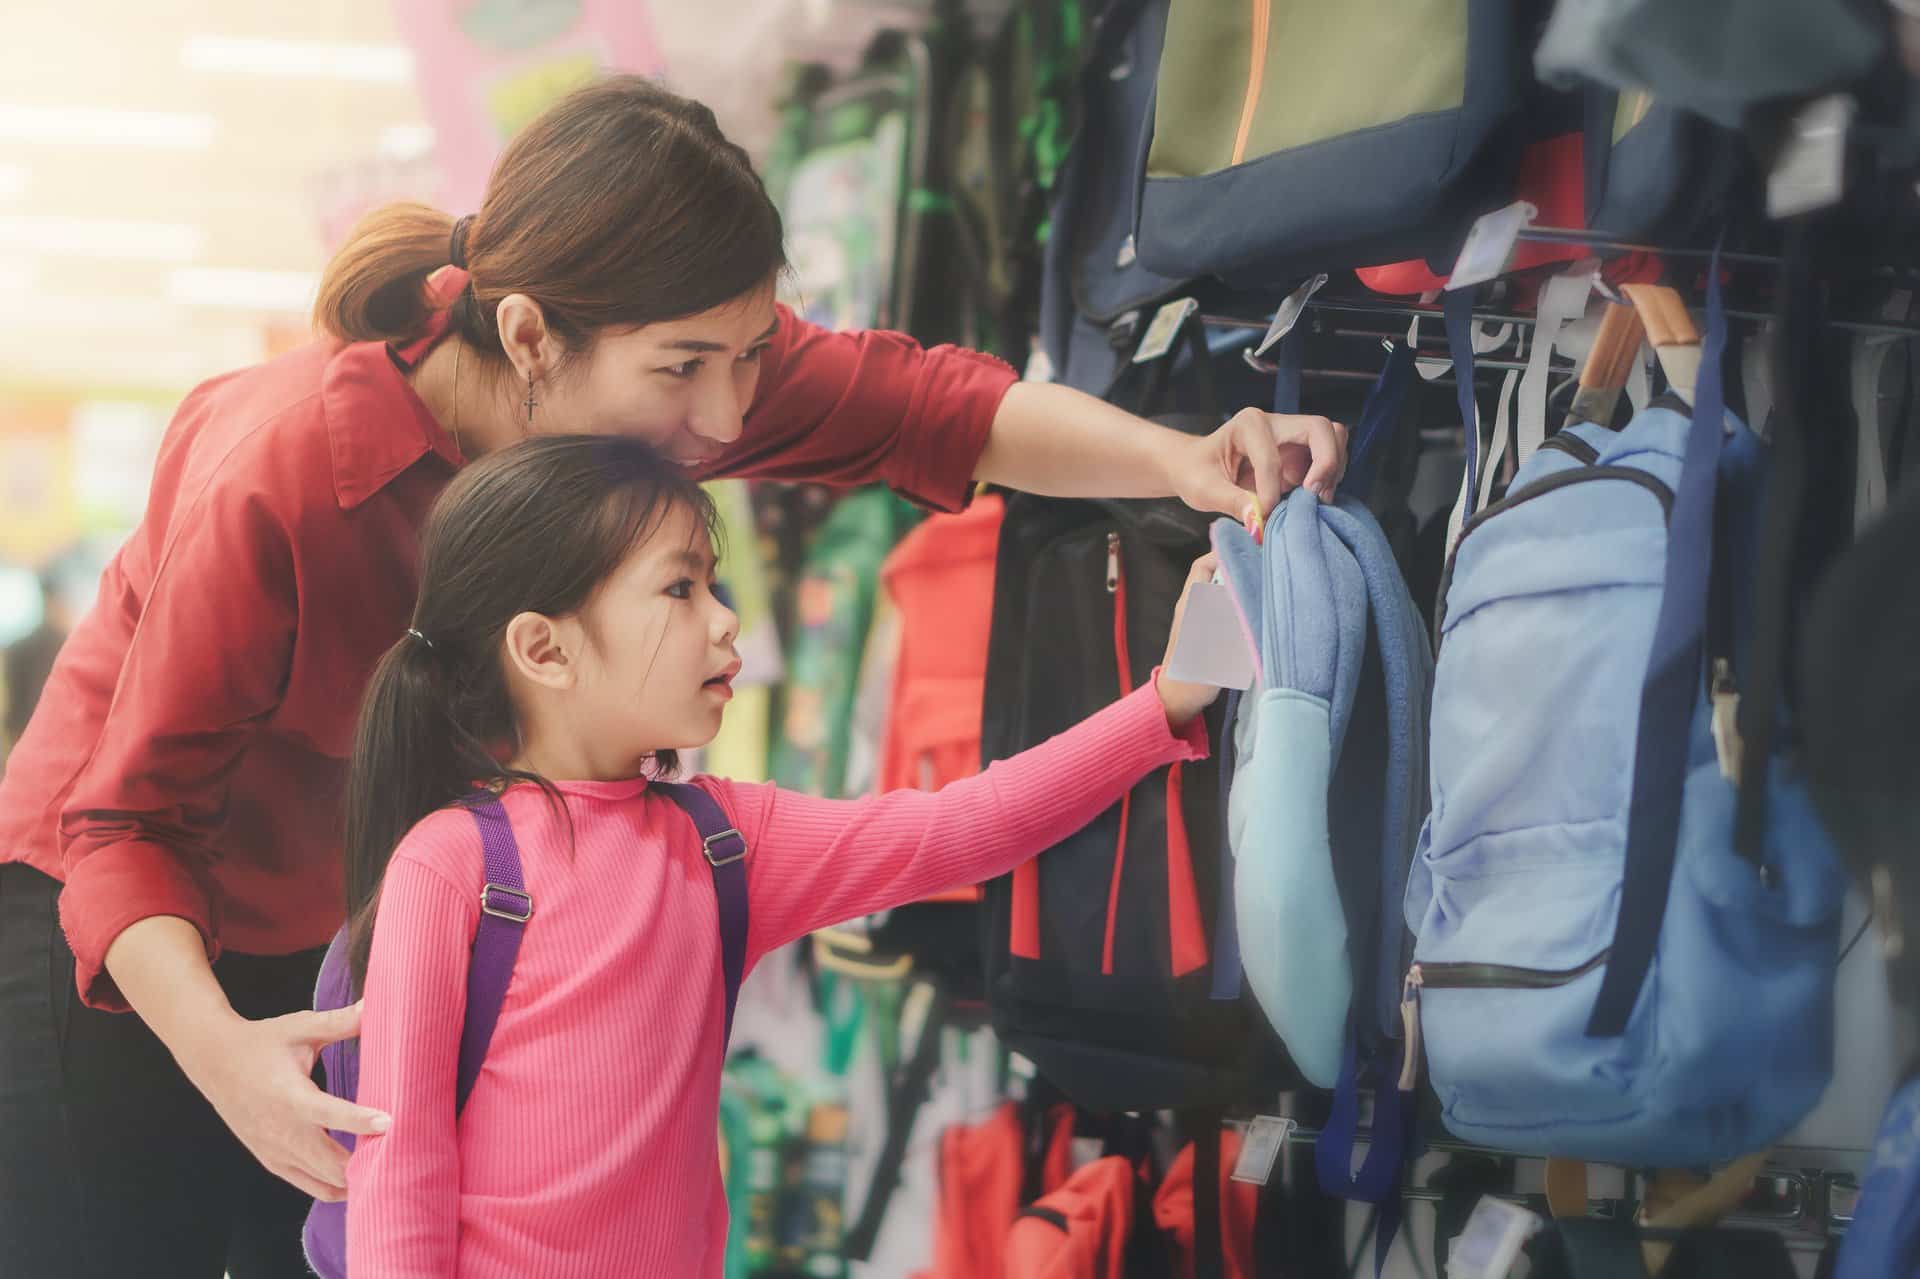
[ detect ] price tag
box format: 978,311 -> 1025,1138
1165,581 -> 1256,691
1447,201 -> 1537,291
1768,93 -> 1855,219
1446,1196 -> 1543,1279
1229,1115 -> 1294,1186
1255,273 -> 1329,356
1132,297 -> 1199,364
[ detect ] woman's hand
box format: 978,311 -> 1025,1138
1166,409 -> 1349,523
176,1002 -> 391,1202
1155,553 -> 1225,731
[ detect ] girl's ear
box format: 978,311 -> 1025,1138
503,611 -> 578,691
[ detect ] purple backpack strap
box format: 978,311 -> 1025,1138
652,781 -> 750,1048
457,795 -> 531,1114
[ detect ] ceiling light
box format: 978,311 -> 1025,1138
0,104 -> 216,149
169,267 -> 317,313
181,36 -> 415,83
0,214 -> 204,261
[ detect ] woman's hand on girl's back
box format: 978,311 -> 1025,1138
1154,553 -> 1224,731
177,1001 -> 392,1201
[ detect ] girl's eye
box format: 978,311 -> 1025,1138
667,578 -> 696,600
738,345 -> 768,365
664,359 -> 703,379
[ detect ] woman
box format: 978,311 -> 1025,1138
0,77 -> 1344,1277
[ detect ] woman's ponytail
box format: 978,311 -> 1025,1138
313,201 -> 458,344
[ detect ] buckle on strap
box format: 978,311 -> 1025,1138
481,883 -> 534,922
703,828 -> 747,868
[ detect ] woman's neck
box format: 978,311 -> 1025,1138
408,335 -> 528,461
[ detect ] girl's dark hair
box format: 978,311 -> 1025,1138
343,434 -> 719,991
313,76 -> 786,361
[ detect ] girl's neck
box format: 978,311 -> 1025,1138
409,335 -> 528,462
507,731 -> 654,787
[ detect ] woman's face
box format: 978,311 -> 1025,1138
541,283 -> 779,466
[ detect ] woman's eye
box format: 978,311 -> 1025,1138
664,359 -> 703,379
738,345 -> 767,365
667,579 -> 695,600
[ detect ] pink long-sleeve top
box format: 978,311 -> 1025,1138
347,680 -> 1208,1277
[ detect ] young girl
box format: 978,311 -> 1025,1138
343,433 -> 1221,1276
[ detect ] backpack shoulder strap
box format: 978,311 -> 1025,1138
652,780 -> 752,1048
458,794 -> 532,1115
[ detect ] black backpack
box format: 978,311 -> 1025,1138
978,412 -> 1283,1113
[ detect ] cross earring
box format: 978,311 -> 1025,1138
524,372 -> 539,426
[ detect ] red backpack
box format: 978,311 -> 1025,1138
921,1099 -> 1076,1279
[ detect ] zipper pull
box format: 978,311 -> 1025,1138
1398,966 -> 1424,1092
1105,531 -> 1121,594
1710,658 -> 1744,783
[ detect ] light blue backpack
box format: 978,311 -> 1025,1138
1213,490 -> 1432,1090
1406,266 -> 1846,1165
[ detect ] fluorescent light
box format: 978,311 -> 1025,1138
0,165 -> 27,200
0,104 -> 215,149
181,36 -> 415,83
0,214 -> 204,261
377,123 -> 436,160
170,267 -> 317,313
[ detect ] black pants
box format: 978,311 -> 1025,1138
0,863 -> 325,1278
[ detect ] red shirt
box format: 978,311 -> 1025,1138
0,305 -> 1014,1009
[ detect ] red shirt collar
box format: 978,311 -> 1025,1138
320,302 -> 464,510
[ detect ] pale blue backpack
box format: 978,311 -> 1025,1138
1406,265 -> 1846,1165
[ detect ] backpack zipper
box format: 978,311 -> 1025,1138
1408,950 -> 1611,991
1436,464 -> 1677,643
1538,432 -> 1601,465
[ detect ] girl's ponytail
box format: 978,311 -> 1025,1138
313,201 -> 458,344
342,633 -> 489,992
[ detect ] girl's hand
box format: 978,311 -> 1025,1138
1155,553 -> 1224,731
1168,409 -> 1349,522
177,1002 -> 392,1202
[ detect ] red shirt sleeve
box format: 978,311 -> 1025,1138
57,454 -> 299,1009
698,306 -> 1018,513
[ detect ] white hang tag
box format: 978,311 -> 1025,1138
1256,273 -> 1329,356
1768,93 -> 1856,219
1447,201 -> 1538,291
1517,267 -> 1597,465
1165,581 -> 1256,690
1446,1196 -> 1544,1279
1133,297 -> 1199,364
1229,1115 -> 1294,1186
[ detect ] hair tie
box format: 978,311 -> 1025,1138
407,627 -> 435,650
447,215 -> 474,270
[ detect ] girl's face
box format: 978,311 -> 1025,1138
541,283 -> 780,467
570,501 -> 741,761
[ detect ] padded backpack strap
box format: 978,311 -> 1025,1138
1585,246 -> 1729,1038
653,781 -> 751,1048
459,796 -> 532,1115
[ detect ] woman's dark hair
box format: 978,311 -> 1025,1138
313,76 -> 786,363
343,434 -> 719,991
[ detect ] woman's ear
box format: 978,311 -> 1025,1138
503,611 -> 579,691
494,294 -> 559,385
